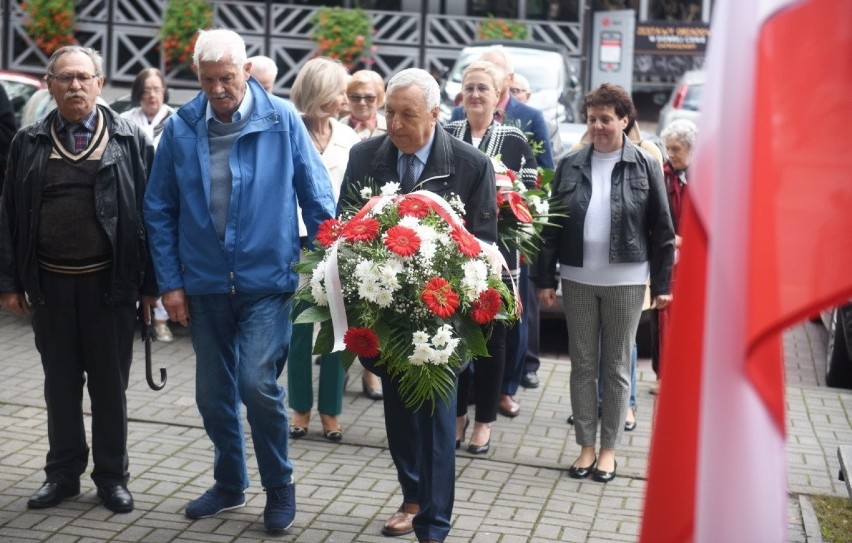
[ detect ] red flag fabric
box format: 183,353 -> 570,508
641,0 -> 852,541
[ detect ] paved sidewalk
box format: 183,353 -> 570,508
0,313 -> 850,542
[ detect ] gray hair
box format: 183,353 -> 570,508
386,68 -> 440,110
193,29 -> 247,67
480,45 -> 514,75
46,46 -> 104,78
290,57 -> 349,118
660,118 -> 698,149
248,55 -> 278,79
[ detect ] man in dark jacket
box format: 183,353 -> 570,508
0,46 -> 156,514
339,68 -> 497,543
0,84 -> 17,191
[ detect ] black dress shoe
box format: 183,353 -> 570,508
97,484 -> 134,513
521,371 -> 540,389
567,458 -> 596,479
567,414 -> 574,425
27,481 -> 80,509
593,460 -> 618,483
467,440 -> 490,455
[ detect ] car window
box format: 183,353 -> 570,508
1,80 -> 40,126
682,83 -> 703,111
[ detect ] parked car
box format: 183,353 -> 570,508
821,304 -> 852,389
0,70 -> 45,128
439,39 -> 581,127
656,68 -> 704,135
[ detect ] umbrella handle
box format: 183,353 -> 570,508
143,307 -> 167,391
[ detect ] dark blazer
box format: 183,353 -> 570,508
450,94 -> 554,169
340,124 -> 498,244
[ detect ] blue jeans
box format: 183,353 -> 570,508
189,293 -> 293,492
598,343 -> 638,409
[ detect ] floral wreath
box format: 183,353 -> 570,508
293,180 -> 519,410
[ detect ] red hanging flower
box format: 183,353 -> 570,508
384,225 -> 421,257
470,288 -> 502,324
344,327 -> 380,358
316,218 -> 343,247
420,277 -> 460,318
499,191 -> 534,223
341,217 -> 380,242
451,228 -> 481,257
398,197 -> 431,218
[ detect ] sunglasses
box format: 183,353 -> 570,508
348,94 -> 377,104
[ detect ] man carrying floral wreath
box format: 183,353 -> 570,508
338,68 -> 497,543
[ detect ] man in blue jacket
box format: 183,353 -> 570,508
143,29 -> 336,534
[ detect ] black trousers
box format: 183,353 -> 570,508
31,269 -> 137,488
457,323 -> 507,423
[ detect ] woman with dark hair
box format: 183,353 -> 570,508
120,68 -> 173,146
537,83 -> 675,482
121,68 -> 174,342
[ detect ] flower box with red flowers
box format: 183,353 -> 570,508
293,181 -> 519,410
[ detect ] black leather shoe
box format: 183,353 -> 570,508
593,460 -> 618,483
27,481 -> 80,509
521,371 -> 540,389
97,484 -> 134,513
567,414 -> 574,425
567,458 -> 596,479
467,440 -> 490,455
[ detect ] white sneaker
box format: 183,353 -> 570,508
155,322 -> 174,343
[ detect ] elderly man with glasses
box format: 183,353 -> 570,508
0,46 -> 156,513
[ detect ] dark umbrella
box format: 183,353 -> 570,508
141,309 -> 167,390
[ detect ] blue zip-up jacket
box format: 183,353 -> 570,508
143,78 -> 336,296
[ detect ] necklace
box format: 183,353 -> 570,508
306,121 -> 329,154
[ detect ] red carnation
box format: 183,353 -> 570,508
420,277 -> 460,318
316,218 -> 342,247
470,288 -> 501,324
384,225 -> 421,257
341,217 -> 380,242
344,327 -> 381,358
451,228 -> 481,257
398,197 -> 431,218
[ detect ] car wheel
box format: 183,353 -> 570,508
826,309 -> 852,388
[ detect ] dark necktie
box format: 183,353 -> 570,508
401,154 -> 416,193
63,123 -> 80,153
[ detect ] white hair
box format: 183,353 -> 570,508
248,55 -> 278,79
661,118 -> 698,148
386,68 -> 440,110
193,29 -> 247,67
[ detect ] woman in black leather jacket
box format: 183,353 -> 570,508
536,83 -> 675,483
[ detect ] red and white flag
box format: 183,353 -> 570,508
641,1 -> 852,542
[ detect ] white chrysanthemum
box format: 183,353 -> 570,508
359,280 -> 381,302
419,239 -> 437,261
412,331 -> 430,345
398,215 -> 421,229
354,259 -> 377,279
381,182 -> 400,196
461,260 -> 490,299
410,343 -> 433,366
374,288 -> 394,308
432,324 -> 455,348
431,346 -> 453,365
360,186 -> 373,199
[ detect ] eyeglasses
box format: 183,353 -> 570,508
50,73 -> 100,86
462,84 -> 493,95
142,87 -> 164,96
509,87 -> 530,96
348,93 -> 377,104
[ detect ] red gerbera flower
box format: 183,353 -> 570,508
420,277 -> 460,318
341,217 -> 380,242
344,327 -> 381,358
384,225 -> 421,257
506,169 -> 517,182
502,191 -> 533,223
470,288 -> 501,324
398,197 -> 430,218
451,228 -> 481,257
315,218 -> 342,247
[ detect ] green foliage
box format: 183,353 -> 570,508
310,7 -> 374,71
159,0 -> 213,70
477,15 -> 529,40
22,0 -> 76,55
811,495 -> 852,543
